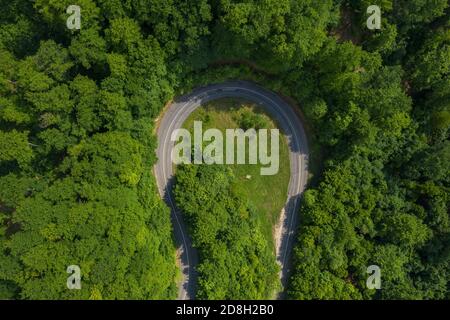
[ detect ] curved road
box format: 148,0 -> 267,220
154,81 -> 309,300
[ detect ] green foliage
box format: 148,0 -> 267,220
304,98 -> 328,122
286,5 -> 449,298
0,2 -> 177,299
408,28 -> 450,92
212,0 -> 336,72
0,0 -> 448,300
69,28 -> 107,69
236,108 -> 270,130
174,165 -> 279,299
0,130 -> 33,168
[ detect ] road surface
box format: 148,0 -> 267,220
154,81 -> 309,300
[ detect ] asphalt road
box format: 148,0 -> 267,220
154,81 -> 309,300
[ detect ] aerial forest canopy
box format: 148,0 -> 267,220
0,0 -> 448,299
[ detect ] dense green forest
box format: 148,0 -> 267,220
0,0 -> 448,299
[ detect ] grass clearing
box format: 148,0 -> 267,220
180,98 -> 290,248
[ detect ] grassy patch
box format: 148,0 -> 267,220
181,98 -> 290,248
